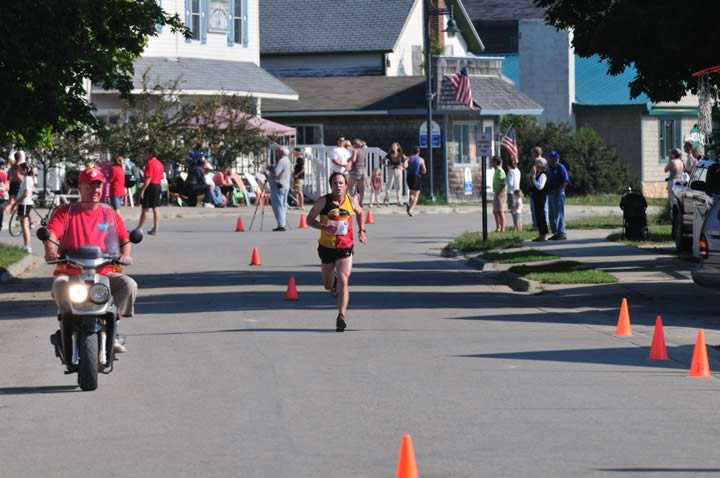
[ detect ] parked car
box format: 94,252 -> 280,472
670,159 -> 720,251
692,198 -> 720,290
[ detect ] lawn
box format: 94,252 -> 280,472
566,215 -> 623,229
0,243 -> 27,273
481,249 -> 557,264
445,230 -> 536,253
566,193 -> 666,208
606,224 -> 673,246
508,260 -> 618,284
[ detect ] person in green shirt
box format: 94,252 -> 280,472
491,156 -> 507,232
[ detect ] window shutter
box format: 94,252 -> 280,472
242,0 -> 248,47
201,0 -> 208,44
185,0 -> 192,43
227,0 -> 235,47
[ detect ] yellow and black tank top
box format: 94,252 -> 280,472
319,193 -> 354,249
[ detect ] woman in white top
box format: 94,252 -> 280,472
13,162 -> 34,253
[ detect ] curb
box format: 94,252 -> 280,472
465,254 -> 544,293
0,255 -> 39,283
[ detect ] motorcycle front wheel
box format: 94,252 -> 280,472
78,333 -> 99,391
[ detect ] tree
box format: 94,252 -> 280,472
535,0 -> 720,103
0,0 -> 187,147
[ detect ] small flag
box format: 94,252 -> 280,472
449,67 -> 473,109
501,126 -> 518,160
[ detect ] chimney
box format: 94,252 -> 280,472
429,0 -> 446,54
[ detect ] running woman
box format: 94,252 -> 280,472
306,172 -> 368,332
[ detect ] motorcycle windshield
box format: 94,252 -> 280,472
59,204 -> 121,258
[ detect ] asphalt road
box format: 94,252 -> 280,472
2,209 -> 720,478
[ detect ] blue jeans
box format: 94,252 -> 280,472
547,190 -> 566,237
271,184 -> 289,228
110,196 -> 123,211
529,194 -> 548,228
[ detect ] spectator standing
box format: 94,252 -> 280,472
292,147 -> 305,209
370,168 -> 383,208
0,159 -> 7,230
383,142 -> 407,206
528,147 -> 548,230
137,148 -> 164,235
5,153 -> 22,215
506,156 -> 520,213
347,138 -> 368,205
546,150 -> 569,240
683,140 -> 695,174
331,136 -> 350,174
108,154 -> 126,211
664,147 -> 685,200
270,145 -> 292,231
491,156 -> 507,232
13,162 -> 34,252
529,157 -> 549,242
405,146 -> 427,217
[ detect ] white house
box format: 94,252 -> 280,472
91,0 -> 298,122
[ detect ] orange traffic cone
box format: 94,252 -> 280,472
615,298 -> 632,336
235,216 -> 245,232
298,215 -> 308,229
366,209 -> 374,225
395,434 -> 419,478
689,329 -> 711,377
285,276 -> 299,301
249,247 -> 261,266
649,315 -> 668,361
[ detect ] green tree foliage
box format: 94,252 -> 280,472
0,0 -> 187,146
535,0 -> 720,102
500,115 -> 636,195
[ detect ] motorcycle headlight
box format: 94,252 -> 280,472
68,284 -> 89,303
89,284 -> 110,304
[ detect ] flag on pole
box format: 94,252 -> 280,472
449,67 -> 474,109
501,126 -> 518,160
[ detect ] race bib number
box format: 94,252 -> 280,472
327,219 -> 348,236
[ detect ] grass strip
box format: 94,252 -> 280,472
566,215 -> 623,229
606,224 -> 673,246
446,230 -> 536,253
0,242 -> 27,273
566,194 -> 666,208
508,260 -> 618,284
481,249 -> 557,264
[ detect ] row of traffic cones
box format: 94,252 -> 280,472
616,297 -> 711,377
234,209 -> 375,233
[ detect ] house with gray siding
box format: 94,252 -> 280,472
261,0 -> 542,202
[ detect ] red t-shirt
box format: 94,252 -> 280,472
144,157 -> 164,185
48,204 -> 130,275
109,165 -> 126,197
0,171 -> 7,184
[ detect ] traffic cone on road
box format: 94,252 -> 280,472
395,434 -> 419,478
235,216 -> 245,232
648,315 -> 668,361
689,329 -> 711,377
615,298 -> 632,336
249,247 -> 261,266
285,276 -> 299,301
366,209 -> 374,225
298,215 -> 308,229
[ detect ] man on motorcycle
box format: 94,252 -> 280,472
42,166 -> 137,353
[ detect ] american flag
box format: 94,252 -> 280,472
449,67 -> 473,109
501,126 -> 518,160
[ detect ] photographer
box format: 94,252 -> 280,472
269,145 -> 291,231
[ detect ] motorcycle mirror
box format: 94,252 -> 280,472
36,227 -> 51,242
129,228 -> 144,244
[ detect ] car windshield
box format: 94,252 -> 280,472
59,204 -> 121,258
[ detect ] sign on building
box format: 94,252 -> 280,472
419,121 -> 441,149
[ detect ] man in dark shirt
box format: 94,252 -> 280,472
546,150 -> 570,240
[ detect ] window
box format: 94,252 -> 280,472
659,118 -> 681,163
190,0 -> 201,40
290,125 -> 324,145
233,0 -> 243,44
452,122 -> 479,165
208,0 -> 230,33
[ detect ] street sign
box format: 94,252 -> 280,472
463,167 -> 473,195
476,133 -> 493,157
419,121 -> 441,149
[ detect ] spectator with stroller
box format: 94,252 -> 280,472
292,147 -> 305,209
546,150 -> 569,241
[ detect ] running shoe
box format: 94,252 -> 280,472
336,313 -> 346,332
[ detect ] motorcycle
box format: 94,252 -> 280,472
37,214 -> 142,391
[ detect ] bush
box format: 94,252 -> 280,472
500,116 -> 637,195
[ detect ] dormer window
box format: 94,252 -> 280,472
190,0 -> 201,41
233,1 -> 243,44
208,0 -> 230,33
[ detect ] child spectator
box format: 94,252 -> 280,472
370,167 -> 383,208
511,189 -> 523,232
